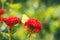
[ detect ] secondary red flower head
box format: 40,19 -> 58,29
4,16 -> 21,28
25,18 -> 42,33
0,18 -> 4,23
0,9 -> 7,16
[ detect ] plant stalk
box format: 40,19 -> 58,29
8,27 -> 11,40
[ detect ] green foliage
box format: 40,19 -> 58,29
0,0 -> 60,40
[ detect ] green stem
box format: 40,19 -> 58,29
1,0 -> 4,9
28,31 -> 32,40
11,0 -> 13,4
8,27 -> 11,40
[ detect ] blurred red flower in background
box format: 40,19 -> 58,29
0,9 -> 7,16
25,18 -> 42,33
4,16 -> 22,28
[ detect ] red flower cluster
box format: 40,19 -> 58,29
0,9 -> 7,16
4,16 -> 21,28
0,18 -> 4,23
25,18 -> 42,33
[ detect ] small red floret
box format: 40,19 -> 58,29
0,18 -> 4,23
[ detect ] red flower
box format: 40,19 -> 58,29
25,18 -> 42,33
0,18 -> 4,23
4,16 -> 21,28
0,9 -> 7,16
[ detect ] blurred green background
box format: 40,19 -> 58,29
0,0 -> 60,40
